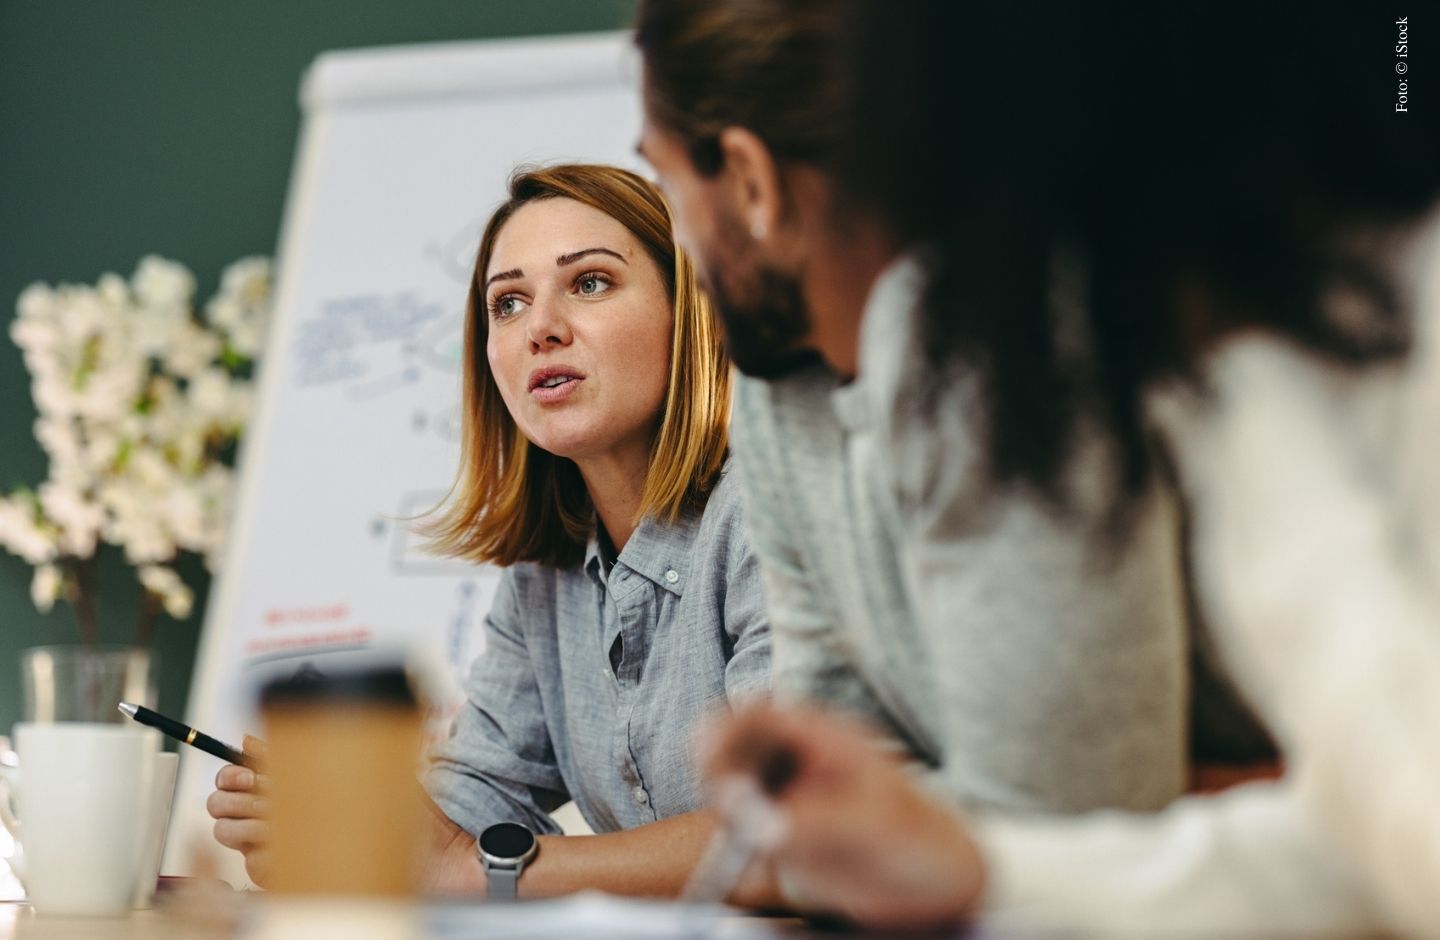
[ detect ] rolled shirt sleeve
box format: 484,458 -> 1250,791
425,570 -> 569,837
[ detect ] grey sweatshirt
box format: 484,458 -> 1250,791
728,255 -> 1189,813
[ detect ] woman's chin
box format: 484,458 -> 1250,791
525,432 -> 597,463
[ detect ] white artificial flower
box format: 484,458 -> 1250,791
169,426 -> 206,475
129,304 -> 188,358
15,282 -> 58,322
0,497 -> 58,565
96,272 -> 129,308
138,564 -> 193,620
56,286 -> 108,341
75,358 -> 145,422
59,528 -> 98,559
8,254 -> 267,629
38,482 -> 104,559
203,539 -> 227,574
224,383 -> 253,427
110,513 -> 174,565
142,408 -> 185,453
48,451 -> 92,492
33,417 -> 80,464
163,587 -> 194,620
81,428 -> 121,477
9,316 -> 60,356
148,375 -> 179,408
132,256 -> 195,310
161,484 -> 207,550
114,410 -> 146,442
31,374 -> 80,419
97,479 -> 141,516
227,320 -> 266,359
188,367 -> 235,424
194,465 -> 235,567
206,294 -> 242,332
126,444 -> 177,491
162,320 -> 221,380
20,346 -> 62,384
206,256 -> 273,358
30,564 -> 62,614
214,256 -> 273,312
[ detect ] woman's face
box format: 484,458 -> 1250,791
484,197 -> 673,468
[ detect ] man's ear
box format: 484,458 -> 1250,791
717,127 -> 783,243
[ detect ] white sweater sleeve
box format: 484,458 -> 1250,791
974,779 -> 1379,935
972,304 -> 1440,935
1153,336 -> 1440,935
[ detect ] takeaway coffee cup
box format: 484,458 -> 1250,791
0,723 -> 157,915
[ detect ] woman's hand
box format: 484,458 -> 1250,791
700,703 -> 986,930
205,735 -> 272,887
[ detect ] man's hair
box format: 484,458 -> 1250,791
634,0 -> 842,176
425,164 -> 731,569
839,1 -> 1440,505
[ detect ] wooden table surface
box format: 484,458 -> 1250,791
1,903 -> 231,940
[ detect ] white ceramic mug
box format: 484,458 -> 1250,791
0,723 -> 157,915
133,751 -> 179,908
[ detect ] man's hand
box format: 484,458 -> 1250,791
700,703 -> 986,930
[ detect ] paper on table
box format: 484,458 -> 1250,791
423,892 -> 785,940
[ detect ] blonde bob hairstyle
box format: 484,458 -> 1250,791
426,164 -> 731,569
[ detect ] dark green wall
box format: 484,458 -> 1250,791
0,1 -> 636,735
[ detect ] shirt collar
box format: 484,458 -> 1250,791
831,249 -> 930,433
581,495 -> 708,598
583,528 -> 607,587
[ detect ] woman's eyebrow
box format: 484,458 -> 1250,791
556,247 -> 627,267
484,267 -> 522,290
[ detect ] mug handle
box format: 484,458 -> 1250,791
0,764 -> 27,888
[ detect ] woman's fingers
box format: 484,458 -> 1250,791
243,848 -> 272,888
206,787 -> 270,821
242,734 -> 269,760
215,763 -> 270,794
211,817 -> 272,851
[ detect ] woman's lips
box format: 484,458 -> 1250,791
531,376 -> 583,403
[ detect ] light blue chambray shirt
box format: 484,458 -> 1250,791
425,463 -> 771,836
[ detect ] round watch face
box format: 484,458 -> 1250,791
480,822 -> 536,861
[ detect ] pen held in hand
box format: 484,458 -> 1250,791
118,702 -> 261,771
681,740 -> 799,905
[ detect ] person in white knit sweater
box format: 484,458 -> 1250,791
676,2 -> 1440,933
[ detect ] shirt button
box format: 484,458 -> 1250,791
664,569 -> 679,584
633,787 -> 649,806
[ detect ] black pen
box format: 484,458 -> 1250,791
118,702 -> 260,771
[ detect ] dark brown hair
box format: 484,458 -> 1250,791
635,0 -> 842,176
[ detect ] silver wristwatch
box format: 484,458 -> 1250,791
476,822 -> 539,900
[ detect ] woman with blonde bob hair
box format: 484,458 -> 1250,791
208,164 -> 773,900
431,163 -> 732,568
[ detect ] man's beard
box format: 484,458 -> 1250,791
699,218 -> 821,380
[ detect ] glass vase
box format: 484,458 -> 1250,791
20,646 -> 158,724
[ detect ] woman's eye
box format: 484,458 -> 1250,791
488,294 -> 528,320
575,273 -> 612,297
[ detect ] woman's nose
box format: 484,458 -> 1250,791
525,296 -> 572,351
